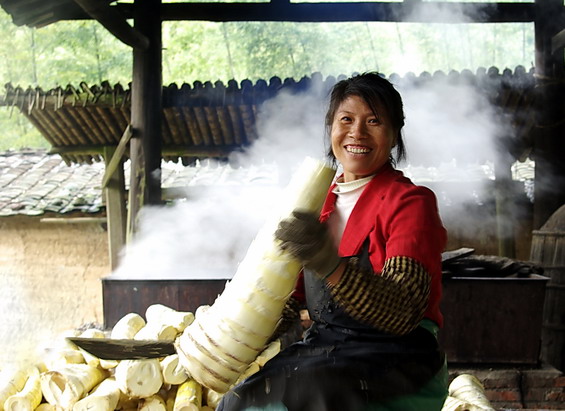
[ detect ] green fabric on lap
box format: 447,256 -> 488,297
362,319 -> 448,411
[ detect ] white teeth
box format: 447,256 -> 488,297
346,146 -> 370,154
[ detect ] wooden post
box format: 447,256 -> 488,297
533,0 -> 565,229
494,148 -> 516,258
128,0 -> 163,240
103,145 -> 127,270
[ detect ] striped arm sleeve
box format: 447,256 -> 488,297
330,256 -> 431,335
270,296 -> 302,341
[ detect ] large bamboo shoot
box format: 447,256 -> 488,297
101,313 -> 147,370
173,379 -> 201,411
0,367 -> 34,411
72,377 -> 120,411
177,158 -> 335,393
3,367 -> 42,411
114,359 -> 163,399
442,374 -> 495,411
138,394 -> 166,411
40,364 -> 107,409
145,305 -> 194,333
160,355 -> 188,385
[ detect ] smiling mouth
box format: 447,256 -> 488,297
345,145 -> 371,154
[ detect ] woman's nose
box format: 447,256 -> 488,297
348,121 -> 366,139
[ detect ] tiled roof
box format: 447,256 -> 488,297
1,147 -> 535,217
0,149 -> 279,216
0,68 -> 537,165
0,149 -> 104,216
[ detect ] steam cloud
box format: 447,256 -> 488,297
112,2 -> 515,280
112,88 -> 329,279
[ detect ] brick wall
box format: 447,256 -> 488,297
449,365 -> 565,410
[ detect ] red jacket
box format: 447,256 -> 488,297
294,163 -> 447,327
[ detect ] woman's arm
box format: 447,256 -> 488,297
327,256 -> 431,335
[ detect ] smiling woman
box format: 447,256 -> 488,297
217,73 -> 449,411
325,73 -> 406,182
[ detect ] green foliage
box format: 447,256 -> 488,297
0,5 -> 536,150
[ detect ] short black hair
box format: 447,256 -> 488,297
325,72 -> 406,165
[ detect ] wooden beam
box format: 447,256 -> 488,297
128,0 -> 163,240
150,2 -> 536,23
551,28 -> 565,55
72,0 -> 149,49
31,2 -> 536,24
533,0 -> 565,230
102,125 -> 132,189
40,217 -> 107,224
104,145 -> 127,271
49,144 -> 240,158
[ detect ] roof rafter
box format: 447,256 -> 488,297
72,0 -> 149,49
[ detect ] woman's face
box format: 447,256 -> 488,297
330,95 -> 397,182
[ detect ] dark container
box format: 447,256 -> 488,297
102,277 -> 228,329
440,274 -> 548,365
530,203 -> 565,371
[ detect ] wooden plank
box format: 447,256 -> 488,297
104,145 -> 127,271
102,125 -> 132,189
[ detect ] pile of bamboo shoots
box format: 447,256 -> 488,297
0,303 -> 283,410
0,157 -> 336,410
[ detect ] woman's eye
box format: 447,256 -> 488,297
368,118 -> 380,124
340,116 -> 351,122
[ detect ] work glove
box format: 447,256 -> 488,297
275,210 -> 342,279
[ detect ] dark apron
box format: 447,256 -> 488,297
218,245 -> 444,411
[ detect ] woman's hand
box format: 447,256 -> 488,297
275,210 -> 342,279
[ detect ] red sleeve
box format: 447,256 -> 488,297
384,186 -> 446,275
292,271 -> 306,305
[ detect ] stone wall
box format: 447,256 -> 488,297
0,214 -> 109,368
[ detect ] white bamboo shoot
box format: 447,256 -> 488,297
40,364 -> 107,409
134,324 -> 177,341
445,374 -> 495,411
116,391 -> 138,410
72,377 -> 120,411
442,396 -> 484,411
35,404 -> 61,411
114,359 -> 163,399
111,313 -> 146,339
138,394 -> 167,411
99,313 -> 147,370
173,379 -> 201,411
177,158 -> 335,393
254,340 -> 281,367
0,367 -> 35,411
145,305 -> 195,333
160,355 -> 188,385
3,367 -> 42,411
204,388 -> 222,410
